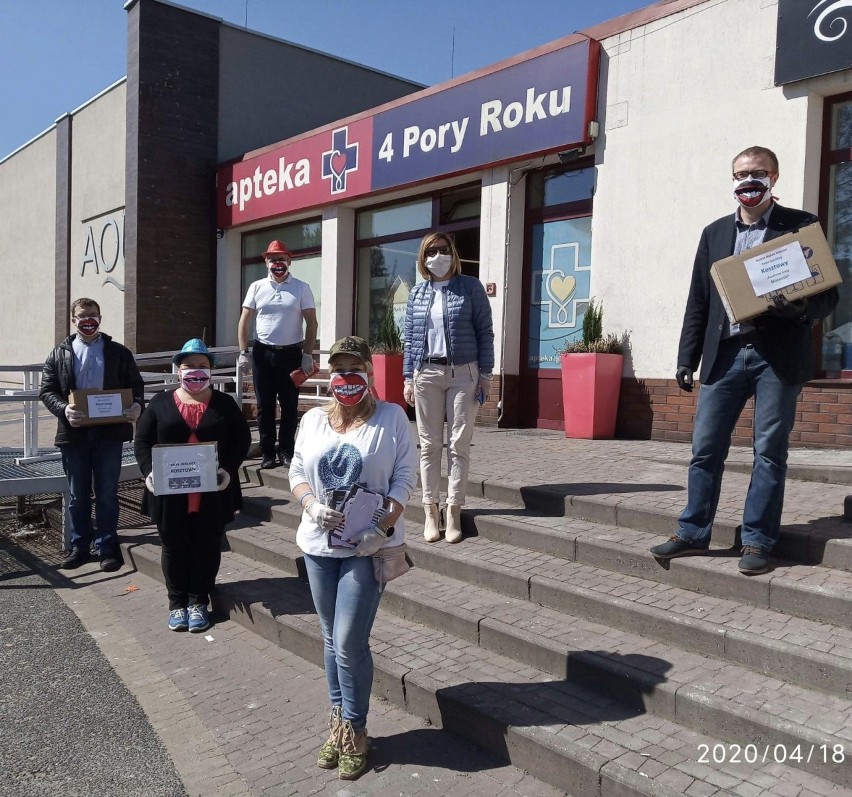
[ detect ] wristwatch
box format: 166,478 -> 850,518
241,348 -> 250,354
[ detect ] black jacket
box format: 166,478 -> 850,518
40,333 -> 146,446
677,204 -> 839,386
134,389 -> 251,532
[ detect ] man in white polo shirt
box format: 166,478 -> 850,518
238,240 -> 317,469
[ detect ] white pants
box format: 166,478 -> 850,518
414,362 -> 479,506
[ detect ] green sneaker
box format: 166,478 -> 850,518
317,706 -> 342,769
337,719 -> 369,780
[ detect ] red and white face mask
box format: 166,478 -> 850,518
733,176 -> 772,209
179,368 -> 211,394
328,372 -> 369,406
74,316 -> 101,337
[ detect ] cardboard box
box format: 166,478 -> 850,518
68,388 -> 134,426
151,442 -> 219,496
710,223 -> 841,324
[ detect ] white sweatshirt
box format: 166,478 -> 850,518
289,401 -> 418,556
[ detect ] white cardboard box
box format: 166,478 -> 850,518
151,442 -> 218,496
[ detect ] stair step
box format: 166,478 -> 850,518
222,516 -> 852,787
238,485 -> 852,702
120,537 -> 849,797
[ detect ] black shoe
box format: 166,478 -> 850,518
60,549 -> 91,570
738,546 -> 770,575
649,536 -> 709,559
100,554 -> 122,573
260,455 -> 278,469
279,453 -> 292,469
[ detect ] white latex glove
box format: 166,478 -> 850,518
305,500 -> 344,530
64,404 -> 86,427
352,526 -> 387,557
216,468 -> 231,491
301,353 -> 316,375
238,352 -> 251,375
123,402 -> 142,421
403,382 -> 415,406
145,473 -> 155,493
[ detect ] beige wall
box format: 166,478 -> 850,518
590,0 -> 848,378
69,81 -> 127,342
0,130 -> 58,370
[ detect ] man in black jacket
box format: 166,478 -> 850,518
650,146 -> 839,575
40,298 -> 145,571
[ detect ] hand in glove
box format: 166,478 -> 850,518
237,352 -> 251,375
768,296 -> 807,320
305,499 -> 344,530
301,353 -> 317,375
216,468 -> 231,491
675,366 -> 694,393
123,402 -> 142,422
351,526 -> 387,557
403,382 -> 415,407
145,473 -> 156,493
64,404 -> 86,427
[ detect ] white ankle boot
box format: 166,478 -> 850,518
423,503 -> 441,542
445,504 -> 463,544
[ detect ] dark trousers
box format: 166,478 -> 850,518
158,512 -> 224,610
252,343 -> 302,458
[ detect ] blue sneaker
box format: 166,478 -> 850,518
168,608 -> 188,632
187,603 -> 210,633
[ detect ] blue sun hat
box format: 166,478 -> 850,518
172,338 -> 215,368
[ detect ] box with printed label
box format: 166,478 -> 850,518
68,388 -> 134,426
151,442 -> 219,496
710,223 -> 841,325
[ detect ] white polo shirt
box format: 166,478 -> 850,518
243,274 -> 315,346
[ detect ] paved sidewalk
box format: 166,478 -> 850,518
18,538 -> 564,797
463,427 -> 852,535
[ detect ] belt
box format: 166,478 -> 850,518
723,331 -> 760,347
255,341 -> 301,351
423,356 -> 448,365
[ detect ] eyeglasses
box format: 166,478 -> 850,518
732,170 -> 770,181
424,246 -> 450,257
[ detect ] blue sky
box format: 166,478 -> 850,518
0,0 -> 652,159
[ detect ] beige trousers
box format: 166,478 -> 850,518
414,362 -> 479,506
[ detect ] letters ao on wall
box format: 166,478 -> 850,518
81,211 -> 125,292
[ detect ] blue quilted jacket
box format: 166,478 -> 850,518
403,275 -> 495,379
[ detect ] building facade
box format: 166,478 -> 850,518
2,0 -> 850,445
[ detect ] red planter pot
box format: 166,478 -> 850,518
560,352 -> 624,439
371,353 -> 406,410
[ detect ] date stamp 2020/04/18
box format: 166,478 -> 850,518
697,743 -> 846,765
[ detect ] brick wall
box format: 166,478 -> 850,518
617,376 -> 852,447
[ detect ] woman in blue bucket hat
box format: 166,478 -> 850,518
135,339 -> 251,632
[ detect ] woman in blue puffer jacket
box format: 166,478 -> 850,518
403,231 -> 494,544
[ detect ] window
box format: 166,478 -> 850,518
821,95 -> 852,374
355,186 -> 481,346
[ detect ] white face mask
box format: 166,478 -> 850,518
425,253 -> 452,278
733,175 -> 772,209
179,368 -> 211,393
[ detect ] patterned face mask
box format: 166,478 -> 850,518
179,368 -> 211,393
74,316 -> 101,336
328,372 -> 369,406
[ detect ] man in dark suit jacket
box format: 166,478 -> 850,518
650,146 -> 839,575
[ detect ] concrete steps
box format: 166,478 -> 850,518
117,461 -> 852,795
121,540 -> 847,797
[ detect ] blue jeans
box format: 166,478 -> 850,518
61,437 -> 124,555
303,554 -> 382,730
678,341 -> 802,552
